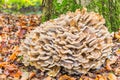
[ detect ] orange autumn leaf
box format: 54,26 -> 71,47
0,14 -> 41,80
106,64 -> 112,71
29,72 -> 35,79
0,62 -> 9,67
80,76 -> 94,80
115,33 -> 120,39
116,49 -> 120,54
4,64 -> 18,71
95,75 -> 107,80
106,56 -> 117,71
3,64 -> 21,78
106,59 -> 112,70
8,52 -> 17,61
10,70 -> 22,79
8,46 -> 20,61
58,75 -> 76,80
0,57 -> 3,61
107,73 -> 117,80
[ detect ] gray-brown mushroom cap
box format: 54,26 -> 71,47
20,8 -> 113,75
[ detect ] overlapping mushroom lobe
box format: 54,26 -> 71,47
20,8 -> 113,75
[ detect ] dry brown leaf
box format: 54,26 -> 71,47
8,46 -> 20,61
0,14 -> 41,80
58,75 -> 76,80
106,56 -> 118,71
29,72 -> 35,79
17,28 -> 27,39
115,33 -> 120,39
4,64 -> 18,71
80,76 -> 94,80
106,59 -> 112,70
115,31 -> 120,42
114,67 -> 120,75
10,70 -> 22,79
3,64 -> 21,78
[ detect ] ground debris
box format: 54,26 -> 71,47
0,13 -> 120,80
0,13 -> 41,79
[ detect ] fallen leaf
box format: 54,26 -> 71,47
0,14 -> 41,79
58,75 -> 76,80
0,62 -> 9,67
106,56 -> 118,71
95,75 -> 107,80
8,46 -> 20,61
47,66 -> 60,77
4,64 -> 18,71
10,70 -> 22,79
29,72 -> 35,79
17,28 -> 27,39
115,33 -> 120,39
106,59 -> 112,70
0,74 -> 6,79
0,57 -> 3,61
107,73 -> 117,80
114,67 -> 120,75
116,49 -> 120,55
80,75 -> 94,80
3,64 -> 21,78
79,78 -> 82,80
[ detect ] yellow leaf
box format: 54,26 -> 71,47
115,33 -> 120,39
95,75 -> 107,80
116,49 -> 120,54
79,78 -> 82,80
47,66 -> 60,77
108,73 -> 117,80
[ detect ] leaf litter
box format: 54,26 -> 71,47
0,13 -> 119,80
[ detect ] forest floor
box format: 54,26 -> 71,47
0,13 -> 120,80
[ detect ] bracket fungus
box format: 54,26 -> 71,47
20,8 -> 113,75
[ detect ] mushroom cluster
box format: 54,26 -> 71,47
20,8 -> 113,75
